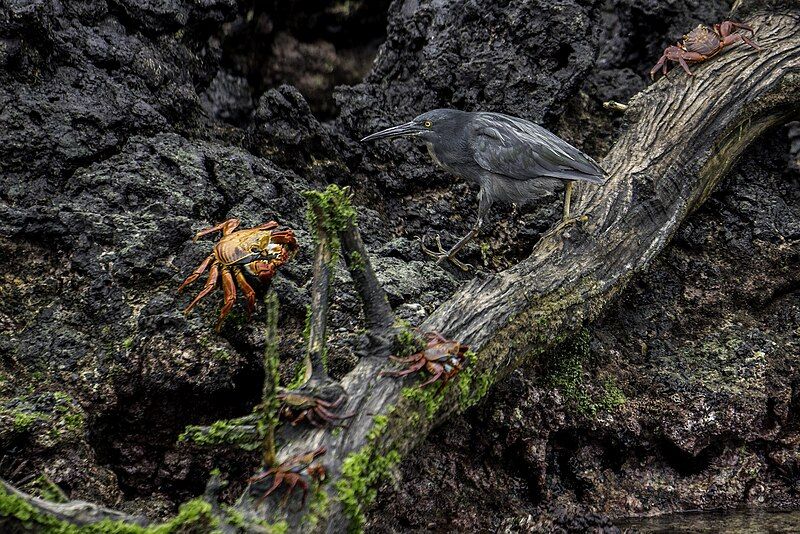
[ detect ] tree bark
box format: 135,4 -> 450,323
307,204 -> 334,378
1,3 -> 798,533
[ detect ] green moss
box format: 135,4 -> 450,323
400,386 -> 444,421
1,484 -> 291,533
2,392 -> 86,442
335,415 -> 400,533
597,377 -> 627,413
13,412 -> 44,432
455,352 -> 492,410
303,184 -> 357,266
544,329 -> 625,417
392,320 -> 423,358
122,337 -> 134,350
220,505 -> 247,529
348,250 -> 365,272
260,291 -> 282,467
63,413 -> 84,433
302,305 -> 313,344
179,418 -> 261,451
28,476 -> 67,504
0,489 -> 217,533
211,349 -> 232,362
301,486 -> 330,531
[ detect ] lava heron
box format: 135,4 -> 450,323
361,109 -> 607,270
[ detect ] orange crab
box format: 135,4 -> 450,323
650,20 -> 761,79
179,218 -> 298,331
278,389 -> 355,427
249,446 -> 326,508
380,331 -> 469,392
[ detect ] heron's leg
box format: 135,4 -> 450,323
540,181 -> 591,241
420,191 -> 491,271
420,231 -> 476,271
563,181 -> 573,222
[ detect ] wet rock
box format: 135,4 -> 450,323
200,70 -> 254,125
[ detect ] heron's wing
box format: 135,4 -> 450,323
469,113 -> 607,184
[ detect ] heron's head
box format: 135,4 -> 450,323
360,109 -> 464,144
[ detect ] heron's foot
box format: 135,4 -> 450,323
543,214 -> 589,240
419,235 -> 473,271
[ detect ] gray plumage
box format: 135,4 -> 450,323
361,108 -> 607,268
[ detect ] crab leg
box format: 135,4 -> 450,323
184,263 -> 220,314
178,254 -> 215,291
257,472 -> 285,504
306,412 -> 324,428
280,476 -> 300,507
719,21 -> 755,36
677,56 -> 695,76
434,376 -> 454,395
380,359 -> 427,377
730,33 -> 762,51
418,367 -> 444,389
428,331 -> 450,343
215,268 -> 237,331
291,410 -> 311,426
248,260 -> 278,284
389,354 -> 424,363
650,55 -> 668,80
192,218 -> 241,241
317,405 -> 356,421
249,467 -> 276,484
741,35 -> 761,51
234,268 -> 257,315
317,395 -> 344,409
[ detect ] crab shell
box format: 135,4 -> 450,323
682,24 -> 723,56
214,227 -> 298,275
179,219 -> 299,331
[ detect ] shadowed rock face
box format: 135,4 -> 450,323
2,0 -> 797,528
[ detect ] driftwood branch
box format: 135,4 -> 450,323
338,215 -> 395,345
306,203 -> 334,379
1,2 -> 798,533
0,480 -> 146,527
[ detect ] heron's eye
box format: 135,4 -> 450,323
423,121 -> 432,128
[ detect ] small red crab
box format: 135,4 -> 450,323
650,20 -> 762,79
249,446 -> 326,508
380,331 -> 469,391
179,219 -> 298,331
278,389 -> 355,427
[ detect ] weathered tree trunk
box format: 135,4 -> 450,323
1,2 -> 798,533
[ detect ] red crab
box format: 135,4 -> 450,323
249,446 -> 326,508
380,331 -> 469,392
278,389 -> 356,427
179,218 -> 298,331
650,20 -> 762,79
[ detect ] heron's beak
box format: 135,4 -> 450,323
360,121 -> 422,142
